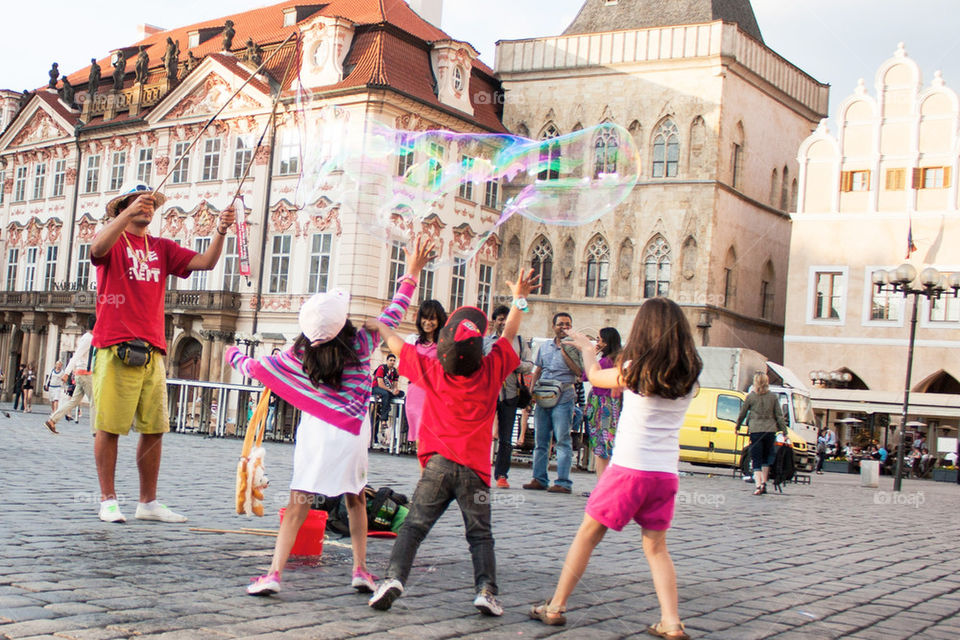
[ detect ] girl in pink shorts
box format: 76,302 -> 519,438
529,298 -> 703,640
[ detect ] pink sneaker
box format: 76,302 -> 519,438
351,567 -> 377,593
247,571 -> 281,596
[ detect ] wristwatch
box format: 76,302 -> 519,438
513,297 -> 529,313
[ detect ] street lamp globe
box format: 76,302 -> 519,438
872,269 -> 889,286
895,263 -> 917,286
948,272 -> 960,291
919,267 -> 941,289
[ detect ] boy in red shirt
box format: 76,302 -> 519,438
368,269 -> 537,616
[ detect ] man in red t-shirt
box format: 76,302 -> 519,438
367,268 -> 537,617
90,182 -> 235,524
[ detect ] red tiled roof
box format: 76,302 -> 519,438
45,0 -> 502,132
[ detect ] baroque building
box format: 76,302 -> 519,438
0,0 -> 504,399
494,0 -> 828,360
785,44 -> 960,447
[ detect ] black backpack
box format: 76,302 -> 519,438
314,486 -> 409,536
770,444 -> 796,492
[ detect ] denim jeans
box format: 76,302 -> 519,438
372,387 -> 394,424
385,455 -> 497,593
493,397 -> 519,480
533,399 -> 574,489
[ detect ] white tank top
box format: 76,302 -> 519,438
610,388 -> 695,474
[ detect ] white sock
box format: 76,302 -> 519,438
101,499 -> 119,509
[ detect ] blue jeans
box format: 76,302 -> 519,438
533,399 -> 574,489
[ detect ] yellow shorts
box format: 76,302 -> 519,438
93,345 -> 169,435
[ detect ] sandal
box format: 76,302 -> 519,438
529,600 -> 566,626
647,621 -> 690,639
753,486 -> 763,495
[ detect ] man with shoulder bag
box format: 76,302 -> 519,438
89,182 -> 235,524
484,305 -> 534,489
523,312 -> 583,494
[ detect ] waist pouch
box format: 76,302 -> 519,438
117,339 -> 153,367
532,379 -> 571,409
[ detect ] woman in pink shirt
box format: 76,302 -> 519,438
404,299 -> 447,442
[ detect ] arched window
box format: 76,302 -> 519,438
780,165 -> 789,210
643,236 -> 671,298
770,168 -> 779,205
538,124 -> 561,181
790,178 -> 798,212
723,247 -> 737,308
594,127 -> 619,178
731,122 -> 744,189
585,235 -> 610,298
652,119 -> 679,178
530,236 -> 553,296
760,260 -> 775,319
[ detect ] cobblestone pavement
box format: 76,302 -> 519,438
2,407 -> 960,640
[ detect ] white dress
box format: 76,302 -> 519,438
289,412 -> 371,496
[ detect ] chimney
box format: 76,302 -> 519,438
137,24 -> 165,40
407,0 -> 443,27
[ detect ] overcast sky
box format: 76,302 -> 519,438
3,0 -> 958,124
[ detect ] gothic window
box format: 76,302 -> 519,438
538,124 -> 561,181
652,119 -> 679,178
780,165 -> 789,210
585,235 -> 610,298
643,236 -> 671,298
530,236 -> 553,296
594,128 -> 619,178
770,169 -> 779,205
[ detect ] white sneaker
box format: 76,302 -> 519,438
98,502 -> 126,523
135,502 -> 188,523
369,578 -> 404,610
473,588 -> 503,616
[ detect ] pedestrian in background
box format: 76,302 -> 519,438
45,315 -> 96,435
44,361 -> 65,416
12,364 -> 25,411
735,372 -> 787,495
584,327 -> 622,481
22,364 -> 36,412
404,299 -> 447,443
484,304 -> 533,489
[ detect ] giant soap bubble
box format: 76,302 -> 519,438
295,109 -> 639,267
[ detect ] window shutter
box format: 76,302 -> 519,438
911,168 -> 922,189
885,169 -> 894,190
943,167 -> 951,188
840,171 -> 851,192
897,169 -> 905,190
866,170 -> 871,190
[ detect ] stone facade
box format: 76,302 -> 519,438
495,19 -> 828,359
786,44 -> 960,444
0,2 -> 504,400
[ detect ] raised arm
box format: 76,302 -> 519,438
565,332 -> 622,389
225,345 -> 258,378
91,195 -> 152,258
501,268 -> 539,346
370,320 -> 406,358
186,205 -> 236,271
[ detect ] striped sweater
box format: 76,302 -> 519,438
225,279 -> 415,435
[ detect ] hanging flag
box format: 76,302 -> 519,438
236,196 -> 251,278
906,216 -> 918,259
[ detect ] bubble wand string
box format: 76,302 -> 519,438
152,30 -> 298,199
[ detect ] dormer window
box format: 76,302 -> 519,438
188,31 -> 200,48
284,8 -> 297,27
453,66 -> 464,92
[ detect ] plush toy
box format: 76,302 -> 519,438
237,391 -> 271,516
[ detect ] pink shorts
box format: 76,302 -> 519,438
585,464 -> 678,531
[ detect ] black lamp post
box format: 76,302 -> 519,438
872,264 -> 960,491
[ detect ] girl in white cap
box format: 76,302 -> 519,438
226,236 -> 434,597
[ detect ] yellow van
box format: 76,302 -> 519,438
679,387 -> 812,471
